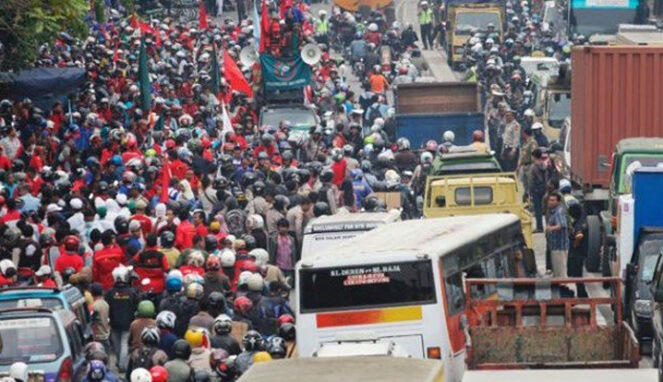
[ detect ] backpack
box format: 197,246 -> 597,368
133,346 -> 156,370
366,106 -> 382,125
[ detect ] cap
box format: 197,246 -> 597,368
46,203 -> 63,213
116,194 -> 128,205
129,220 -> 142,232
35,265 -> 52,277
135,199 -> 147,210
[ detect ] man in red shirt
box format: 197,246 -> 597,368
92,231 -> 125,290
175,210 -> 196,250
193,210 -> 208,238
55,235 -> 84,274
330,149 -> 349,188
132,233 -> 170,293
131,200 -> 153,236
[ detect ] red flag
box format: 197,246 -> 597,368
223,51 -> 253,97
259,0 -> 270,53
113,41 -> 119,63
130,14 -> 139,29
154,29 -> 162,47
199,1 -> 208,29
160,158 -> 171,203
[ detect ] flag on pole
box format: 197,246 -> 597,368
138,36 -> 152,112
259,0 -> 270,53
199,1 -> 209,29
223,50 -> 253,97
211,44 -> 221,95
253,0 -> 261,49
160,158 -> 171,203
220,103 -> 235,143
113,41 -> 119,62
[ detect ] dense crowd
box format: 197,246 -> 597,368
0,0 -> 589,380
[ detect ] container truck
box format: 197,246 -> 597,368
564,46 -> 663,272
568,0 -> 645,37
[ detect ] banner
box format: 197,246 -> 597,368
260,54 -> 312,91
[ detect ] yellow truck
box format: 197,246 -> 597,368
423,172 -> 533,248
446,0 -> 506,68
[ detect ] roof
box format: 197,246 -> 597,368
463,369 -> 655,382
430,176 -> 516,186
301,214 -> 520,266
617,31 -> 663,45
237,357 -> 444,382
615,137 -> 663,154
305,211 -> 400,234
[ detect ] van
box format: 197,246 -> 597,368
0,308 -> 85,382
0,285 -> 91,341
300,210 -> 401,259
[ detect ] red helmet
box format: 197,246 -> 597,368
233,296 -> 253,315
277,314 -> 295,327
472,130 -> 484,142
165,139 -> 176,149
149,366 -> 168,382
201,137 -> 211,148
425,140 -> 438,152
240,260 -> 259,273
206,255 -> 221,271
63,235 -> 80,252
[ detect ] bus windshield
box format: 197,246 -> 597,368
455,12 -> 501,35
299,260 -> 436,312
569,8 -> 637,35
0,317 -> 63,365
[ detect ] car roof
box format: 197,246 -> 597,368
0,285 -> 82,302
305,211 -> 401,234
616,138 -> 663,154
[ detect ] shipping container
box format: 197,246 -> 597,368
395,82 -> 480,114
571,46 -> 663,189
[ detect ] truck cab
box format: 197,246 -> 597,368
423,172 -> 533,248
446,0 -> 505,68
597,139 -> 663,273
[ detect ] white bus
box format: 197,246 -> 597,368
295,214 -> 533,382
300,210 -> 401,259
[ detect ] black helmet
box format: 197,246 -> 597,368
140,326 -> 160,346
39,233 -> 54,247
253,181 -> 266,196
204,235 -> 217,252
84,342 -> 108,363
242,171 -> 257,187
360,160 -> 372,173
160,231 -> 175,247
278,323 -> 296,341
297,168 -> 310,183
242,330 -> 264,351
193,370 -> 211,382
114,216 -> 129,234
213,176 -> 230,190
241,234 -> 257,251
11,159 -> 25,173
208,292 -> 226,313
313,202 -> 330,217
173,339 -> 192,359
363,195 -> 379,211
320,169 -> 334,183
266,336 -> 287,358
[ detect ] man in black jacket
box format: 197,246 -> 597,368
105,267 -> 139,372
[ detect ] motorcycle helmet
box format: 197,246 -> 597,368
242,330 -> 264,351
141,326 -> 160,346
156,310 -> 176,330
130,368 -> 152,382
172,339 -> 192,359
213,314 -> 233,335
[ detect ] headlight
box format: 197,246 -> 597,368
634,299 -> 653,316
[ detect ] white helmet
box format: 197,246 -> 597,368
524,108 -> 535,117
532,122 -> 544,130
443,130 -> 455,143
167,269 -> 183,281
238,271 -> 253,288
247,273 -> 264,292
250,248 -> 269,267
9,362 -> 28,382
130,368 -> 152,382
220,249 -> 236,267
187,250 -> 205,268
374,117 -> 385,127
112,265 -> 131,283
384,169 -> 401,187
368,23 -> 378,32
420,151 -> 434,164
156,310 -> 176,330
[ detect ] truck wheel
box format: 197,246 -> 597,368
585,215 -> 602,272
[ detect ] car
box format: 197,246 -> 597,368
0,285 -> 91,341
0,307 -> 85,382
259,104 -> 319,139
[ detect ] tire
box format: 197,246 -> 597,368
585,215 -> 602,272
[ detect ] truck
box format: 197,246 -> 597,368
611,168 -> 663,350
522,57 -> 570,141
566,46 -> 663,272
394,82 -> 485,149
464,277 -> 640,370
445,0 -> 506,68
568,0 -> 644,37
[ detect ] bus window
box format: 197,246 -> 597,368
444,273 -> 465,315
300,260 -> 436,312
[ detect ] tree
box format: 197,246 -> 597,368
0,0 -> 89,70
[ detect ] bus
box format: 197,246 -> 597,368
300,210 -> 401,260
295,214 -> 534,382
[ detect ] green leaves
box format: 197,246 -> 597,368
0,0 -> 89,70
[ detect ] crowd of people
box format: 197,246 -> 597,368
0,0 -> 592,379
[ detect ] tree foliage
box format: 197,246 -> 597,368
0,0 -> 89,70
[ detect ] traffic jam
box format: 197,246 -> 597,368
0,0 -> 662,380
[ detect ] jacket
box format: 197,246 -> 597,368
104,284 -> 139,331
164,358 -> 192,382
267,231 -> 299,270
93,245 -> 125,290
